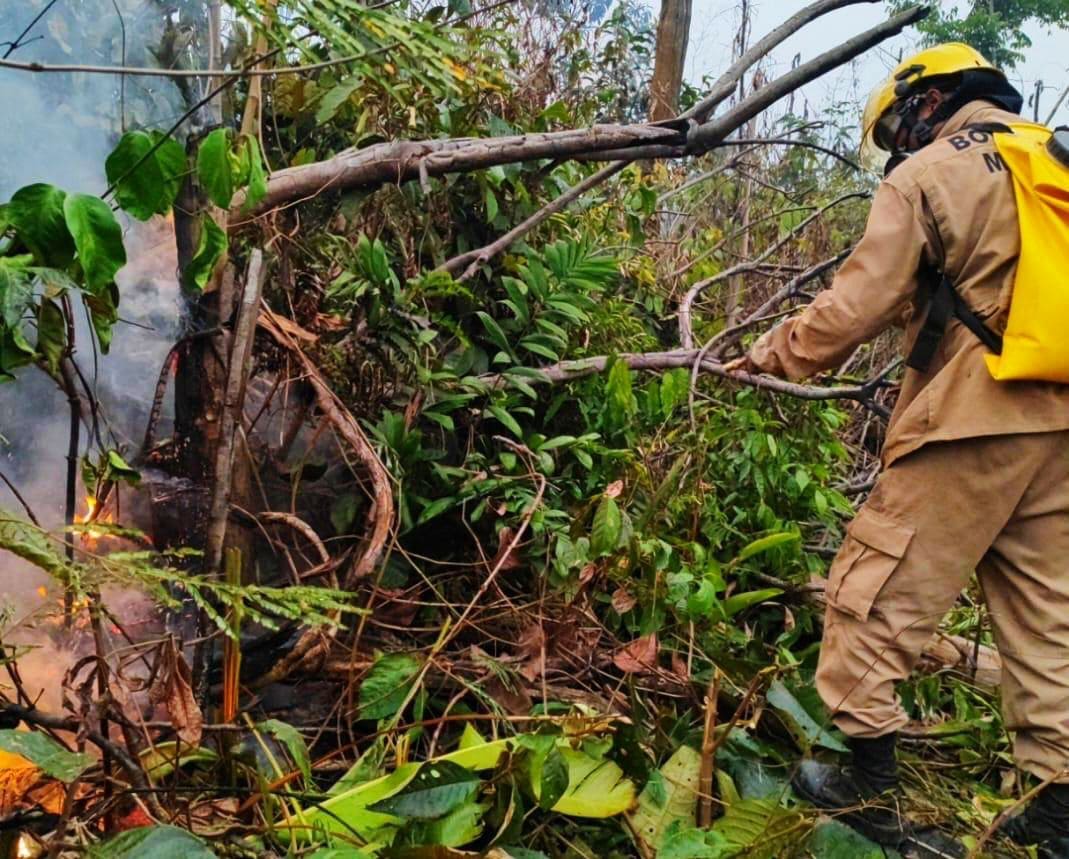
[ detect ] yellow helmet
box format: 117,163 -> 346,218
859,43 -> 1008,170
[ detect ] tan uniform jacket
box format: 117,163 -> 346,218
749,102 -> 1069,466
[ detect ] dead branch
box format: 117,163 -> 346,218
679,192 -> 868,349
204,252 -> 267,578
259,308 -> 394,587
234,5 -> 927,216
484,348 -> 890,416
680,0 -> 884,123
437,161 -> 628,280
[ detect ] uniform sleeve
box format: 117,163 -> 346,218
748,181 -> 937,381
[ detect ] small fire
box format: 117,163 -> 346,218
76,495 -> 112,547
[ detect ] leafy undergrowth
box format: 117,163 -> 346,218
0,1 -> 1040,857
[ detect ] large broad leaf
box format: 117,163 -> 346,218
291,735 -> 634,843
657,821 -> 729,859
368,760 -> 481,819
85,281 -> 120,353
243,135 -> 268,212
197,128 -> 235,208
316,76 -> 364,125
406,799 -> 488,846
0,256 -> 34,328
359,652 -> 422,720
181,215 -> 227,292
807,819 -> 889,859
546,748 -> 635,817
0,730 -> 92,782
36,298 -> 67,375
766,679 -> 848,753
590,495 -> 622,557
63,193 -> 126,294
711,797 -> 805,859
628,745 -> 701,853
7,184 -> 75,266
87,824 -> 217,858
106,130 -> 187,221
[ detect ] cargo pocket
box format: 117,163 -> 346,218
827,508 -> 915,623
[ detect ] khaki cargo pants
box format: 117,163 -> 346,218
817,430 -> 1069,781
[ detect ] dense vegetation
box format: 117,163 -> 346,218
0,0 -> 1059,857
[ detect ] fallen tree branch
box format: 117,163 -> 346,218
481,349 -> 891,416
235,5 -> 928,216
258,308 -> 394,587
680,0 -> 883,123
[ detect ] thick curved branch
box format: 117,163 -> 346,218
236,5 -> 928,216
258,309 -> 394,587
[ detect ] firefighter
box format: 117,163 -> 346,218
726,44 -> 1069,858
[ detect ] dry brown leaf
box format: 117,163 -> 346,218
149,639 -> 203,746
613,633 -> 659,674
490,527 -> 523,571
670,652 -> 690,681
605,480 -> 624,499
611,587 -> 637,615
0,749 -> 42,814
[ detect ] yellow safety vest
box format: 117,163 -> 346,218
985,122 -> 1069,382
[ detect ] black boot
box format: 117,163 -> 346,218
792,734 -> 965,858
1000,783 -> 1069,859
793,734 -> 906,845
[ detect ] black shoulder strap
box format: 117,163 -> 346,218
906,276 -> 1004,372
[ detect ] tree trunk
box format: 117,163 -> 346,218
649,0 -> 693,122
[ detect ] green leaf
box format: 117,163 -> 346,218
629,745 -> 702,853
657,821 -> 729,859
538,746 -> 569,810
316,76 -> 364,125
105,130 -> 187,221
711,797 -> 804,859
87,824 -> 217,858
721,588 -> 783,620
485,186 -> 499,222
549,747 -> 635,817
368,759 -> 481,819
487,405 -> 523,439
182,216 -> 227,292
0,256 -> 34,328
360,652 -> 422,720
766,679 -> 848,753
242,135 -> 268,212
36,298 -> 67,375
410,799 -> 488,846
475,311 -> 514,361
590,495 -> 622,557
257,719 -> 311,782
418,496 -> 458,524
85,282 -> 120,353
105,450 -> 141,487
0,730 -> 92,782
7,184 -> 74,266
807,819 -> 887,859
63,193 -> 126,294
736,531 -> 800,561
197,128 -> 235,208
331,493 -> 359,534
